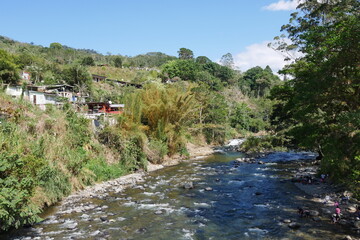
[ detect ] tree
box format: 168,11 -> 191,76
114,56 -> 122,68
196,56 -> 212,65
49,42 -> 62,49
240,66 -> 280,97
161,60 -> 198,81
0,49 -> 20,84
62,64 -> 92,89
178,48 -> 194,60
220,53 -> 234,69
81,56 -> 95,66
271,0 -> 360,188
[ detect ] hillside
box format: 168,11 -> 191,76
0,35 -> 283,231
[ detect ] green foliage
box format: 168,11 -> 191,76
240,135 -> 287,153
81,56 -> 95,66
178,48 -> 194,60
0,49 -> 20,84
114,56 -> 122,68
230,103 -> 252,131
37,166 -> 71,205
240,66 -> 280,98
85,157 -> 125,181
161,60 -> 198,81
195,56 -> 212,65
62,64 -> 92,89
203,92 -> 228,125
271,0 -> 360,189
49,42 -> 62,49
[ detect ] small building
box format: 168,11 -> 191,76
5,85 -> 24,98
4,84 -> 85,110
92,74 -> 107,82
86,102 -> 124,114
21,71 -> 31,81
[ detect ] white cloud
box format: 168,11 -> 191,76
233,41 -> 288,74
263,0 -> 301,11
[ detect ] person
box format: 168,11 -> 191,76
298,207 -> 310,217
298,207 -> 304,216
335,206 -> 341,222
334,201 -> 339,207
320,174 -> 326,183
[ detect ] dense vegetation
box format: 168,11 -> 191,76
0,0 -> 358,231
0,33 -> 280,231
268,0 -> 360,195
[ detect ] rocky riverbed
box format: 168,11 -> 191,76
3,150 -> 360,240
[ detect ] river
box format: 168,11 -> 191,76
4,151 -> 358,239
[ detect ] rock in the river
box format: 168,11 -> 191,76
136,228 -> 147,233
80,214 -> 90,219
205,187 -> 213,191
183,182 -> 194,189
288,222 -> 301,229
100,216 -> 108,221
346,206 -> 357,212
258,161 -> 265,164
343,235 -> 352,240
255,192 -> 262,196
283,219 -> 292,223
154,210 -> 163,215
354,220 -> 360,229
65,222 -> 78,230
309,210 -> 319,216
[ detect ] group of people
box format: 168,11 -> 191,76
299,193 -> 357,224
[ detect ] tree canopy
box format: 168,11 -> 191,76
178,48 -> 194,60
270,0 -> 360,189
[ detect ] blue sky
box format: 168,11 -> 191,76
0,0 -> 299,72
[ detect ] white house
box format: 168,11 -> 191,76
5,85 -> 23,98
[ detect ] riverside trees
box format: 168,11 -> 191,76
270,0 -> 360,193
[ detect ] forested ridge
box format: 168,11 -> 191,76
0,0 -> 359,232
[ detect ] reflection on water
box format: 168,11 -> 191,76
4,152 -> 358,240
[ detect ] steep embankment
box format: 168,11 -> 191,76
0,93 -> 215,232
0,93 -> 141,231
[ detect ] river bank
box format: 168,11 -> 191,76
42,142 -> 216,217
289,160 -> 360,239
5,150 -> 360,240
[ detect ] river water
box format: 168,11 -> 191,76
4,151 -> 358,240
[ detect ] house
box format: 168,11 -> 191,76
92,74 -> 107,82
4,84 -> 85,110
21,71 -> 31,81
5,85 -> 24,98
86,102 -> 125,114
